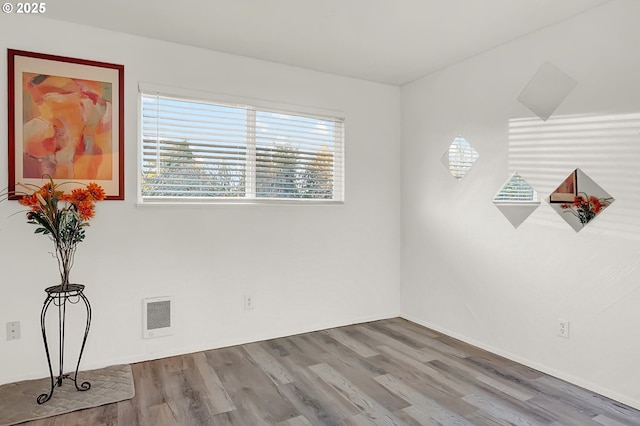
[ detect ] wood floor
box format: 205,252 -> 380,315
22,318 -> 640,425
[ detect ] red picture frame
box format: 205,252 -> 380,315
8,49 -> 124,199
549,169 -> 577,203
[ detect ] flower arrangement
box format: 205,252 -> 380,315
3,178 -> 105,290
561,193 -> 612,226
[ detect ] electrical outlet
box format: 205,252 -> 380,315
244,295 -> 254,310
558,318 -> 569,339
6,321 -> 20,340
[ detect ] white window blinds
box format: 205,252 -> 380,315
494,173 -> 538,202
140,89 -> 344,203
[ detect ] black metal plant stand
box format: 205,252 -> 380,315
37,284 -> 92,404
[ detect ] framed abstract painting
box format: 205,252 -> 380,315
8,49 -> 124,199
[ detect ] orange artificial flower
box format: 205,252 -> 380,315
69,188 -> 90,203
589,196 -> 602,213
86,182 -> 106,201
18,193 -> 40,211
36,183 -> 63,200
37,183 -> 52,194
561,192 -> 612,227
76,201 -> 95,220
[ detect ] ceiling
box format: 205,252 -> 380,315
44,0 -> 610,85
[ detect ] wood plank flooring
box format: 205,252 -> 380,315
21,318 -> 640,425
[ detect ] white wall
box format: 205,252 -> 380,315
0,16 -> 402,384
401,0 -> 640,409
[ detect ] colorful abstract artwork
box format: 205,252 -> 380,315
8,50 -> 124,199
22,73 -> 113,180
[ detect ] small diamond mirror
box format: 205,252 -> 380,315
441,136 -> 479,180
548,168 -> 614,232
493,172 -> 540,228
517,62 -> 577,121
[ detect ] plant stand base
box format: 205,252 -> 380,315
38,284 -> 92,404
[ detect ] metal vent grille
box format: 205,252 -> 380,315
143,297 -> 173,338
147,301 -> 171,330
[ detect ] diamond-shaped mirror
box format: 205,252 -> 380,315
493,172 -> 540,228
549,168 -> 614,232
517,62 -> 577,121
441,136 -> 479,180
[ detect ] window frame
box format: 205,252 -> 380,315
137,83 -> 345,206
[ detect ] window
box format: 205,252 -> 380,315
140,87 -> 344,203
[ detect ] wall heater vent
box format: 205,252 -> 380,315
143,296 -> 173,338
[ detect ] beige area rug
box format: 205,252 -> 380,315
0,364 -> 135,426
